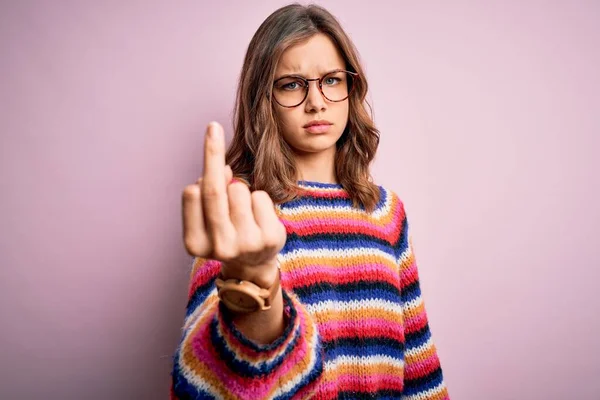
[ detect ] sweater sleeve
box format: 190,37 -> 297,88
171,257 -> 323,400
395,200 -> 450,400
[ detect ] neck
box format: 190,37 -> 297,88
294,147 -> 337,184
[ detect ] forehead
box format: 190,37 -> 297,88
276,33 -> 345,76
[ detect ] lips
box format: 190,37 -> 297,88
303,120 -> 333,128
303,121 -> 332,134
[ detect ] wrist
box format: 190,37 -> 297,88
216,259 -> 281,314
220,258 -> 280,288
225,286 -> 285,344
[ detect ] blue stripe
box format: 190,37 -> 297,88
405,325 -> 432,350
172,358 -> 214,399
324,342 -> 405,360
171,330 -> 324,399
279,185 -> 390,211
393,214 -> 409,259
272,338 -> 324,400
402,367 -> 445,395
401,280 -> 422,304
209,315 -> 301,377
282,236 -> 397,257
296,285 -> 402,305
185,281 -> 215,317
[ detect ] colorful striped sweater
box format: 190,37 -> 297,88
171,181 -> 449,399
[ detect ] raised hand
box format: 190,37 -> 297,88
181,122 -> 286,287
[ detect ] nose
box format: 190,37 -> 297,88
304,80 -> 327,113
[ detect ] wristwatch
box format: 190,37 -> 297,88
215,269 -> 281,313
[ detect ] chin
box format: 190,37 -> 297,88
282,127 -> 344,154
294,137 -> 340,153
304,146 -> 336,154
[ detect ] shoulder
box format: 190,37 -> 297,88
376,184 -> 407,218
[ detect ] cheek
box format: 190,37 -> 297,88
339,103 -> 350,122
276,108 -> 303,134
332,104 -> 350,135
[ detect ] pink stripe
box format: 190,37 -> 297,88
256,307 -> 313,384
284,263 -> 399,286
186,301 -> 316,398
404,310 -> 427,331
317,373 -> 404,394
400,260 -> 418,285
405,353 -> 441,378
285,213 -> 401,237
337,373 -> 404,388
217,304 -> 301,360
318,318 -> 402,335
188,259 -> 220,298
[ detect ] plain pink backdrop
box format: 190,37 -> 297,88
1,1 -> 598,399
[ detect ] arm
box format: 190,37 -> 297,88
396,200 -> 450,400
173,123 -> 323,399
171,257 -> 323,400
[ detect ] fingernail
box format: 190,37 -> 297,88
208,122 -> 220,139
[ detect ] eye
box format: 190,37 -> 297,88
323,76 -> 341,86
283,82 -> 299,90
276,78 -> 306,91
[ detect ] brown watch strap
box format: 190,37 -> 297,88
215,268 -> 281,313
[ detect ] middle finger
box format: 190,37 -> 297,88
202,122 -> 234,241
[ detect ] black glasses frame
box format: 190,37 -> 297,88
271,69 -> 360,108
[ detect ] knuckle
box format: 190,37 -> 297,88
182,184 -> 200,200
213,242 -> 238,261
267,224 -> 286,247
262,232 -> 281,249
184,237 -> 202,256
230,180 -> 250,192
251,190 -> 269,201
202,184 -> 222,198
261,238 -> 277,251
239,235 -> 262,253
228,182 -> 251,201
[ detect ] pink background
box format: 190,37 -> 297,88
1,1 -> 598,399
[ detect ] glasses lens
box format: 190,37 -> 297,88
273,77 -> 307,107
322,71 -> 353,102
272,71 -> 355,107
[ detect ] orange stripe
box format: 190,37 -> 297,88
182,293 -> 321,399
312,307 -> 404,325
180,299 -> 237,399
431,386 -> 450,400
190,257 -> 207,277
281,254 -> 397,271
402,301 -> 425,320
405,343 -> 438,365
278,196 -> 399,226
277,191 -> 400,221
259,295 -> 319,397
322,362 -> 404,383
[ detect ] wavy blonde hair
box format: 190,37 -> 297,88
225,3 -> 381,211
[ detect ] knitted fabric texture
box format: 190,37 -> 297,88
171,182 -> 449,399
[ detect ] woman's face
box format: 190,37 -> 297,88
273,33 -> 349,157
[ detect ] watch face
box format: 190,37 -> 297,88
221,290 -> 259,312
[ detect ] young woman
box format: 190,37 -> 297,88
172,4 -> 449,399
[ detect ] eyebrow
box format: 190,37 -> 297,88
274,68 -> 345,81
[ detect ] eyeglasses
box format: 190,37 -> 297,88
272,69 -> 359,108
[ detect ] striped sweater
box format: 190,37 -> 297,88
171,181 -> 449,399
